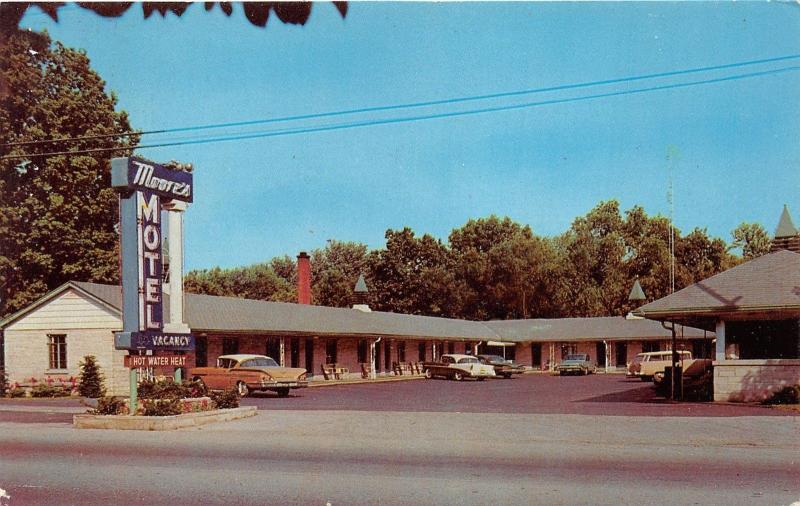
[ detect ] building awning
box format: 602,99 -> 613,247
486,341 -> 515,347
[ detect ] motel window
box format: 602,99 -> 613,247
642,341 -> 660,353
48,334 -> 67,370
325,339 -> 338,364
222,337 -> 238,355
447,341 -> 455,354
561,344 -> 577,359
384,341 -> 391,370
357,339 -> 369,364
397,341 -> 406,362
418,342 -> 426,362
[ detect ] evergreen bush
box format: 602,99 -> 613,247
138,378 -> 206,400
78,355 -> 106,398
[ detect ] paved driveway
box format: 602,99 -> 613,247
242,373 -> 794,417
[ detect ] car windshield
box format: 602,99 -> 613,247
458,357 -> 479,364
565,354 -> 587,361
484,355 -> 506,363
632,354 -> 645,365
241,357 -> 279,368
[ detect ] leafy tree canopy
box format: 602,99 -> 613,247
730,222 -> 771,260
0,30 -> 138,316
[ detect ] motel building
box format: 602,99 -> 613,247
0,253 -> 711,396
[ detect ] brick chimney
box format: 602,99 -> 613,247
297,252 -> 311,305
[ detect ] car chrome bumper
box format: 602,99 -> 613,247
258,380 -> 309,389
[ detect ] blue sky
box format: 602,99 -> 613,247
21,2 -> 800,271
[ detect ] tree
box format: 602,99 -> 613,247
449,215 -> 559,320
78,355 -> 106,398
368,228 -> 462,317
311,240 -> 370,308
730,222 -> 771,260
184,262 -> 294,302
0,31 -> 138,317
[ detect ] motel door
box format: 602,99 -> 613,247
595,342 -> 606,368
615,343 -> 627,368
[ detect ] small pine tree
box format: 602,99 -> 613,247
78,355 -> 106,398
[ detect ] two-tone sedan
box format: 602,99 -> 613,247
189,354 -> 308,397
422,354 -> 496,381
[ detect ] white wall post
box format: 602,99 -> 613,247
162,200 -> 190,334
279,337 -> 285,367
715,320 -> 726,362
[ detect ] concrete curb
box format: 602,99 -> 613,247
73,406 -> 257,430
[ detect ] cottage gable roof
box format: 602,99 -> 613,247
634,250 -> 800,326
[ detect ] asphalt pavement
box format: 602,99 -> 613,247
0,374 -> 798,505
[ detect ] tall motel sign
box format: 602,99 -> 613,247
111,156 -> 194,410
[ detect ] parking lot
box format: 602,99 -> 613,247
242,373 -> 793,417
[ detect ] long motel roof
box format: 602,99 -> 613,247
1,281 -> 710,343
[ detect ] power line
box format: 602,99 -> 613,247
2,52 -> 799,150
2,64 -> 798,162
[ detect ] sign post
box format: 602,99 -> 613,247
111,156 -> 194,413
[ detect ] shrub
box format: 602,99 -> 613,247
30,383 -> 68,398
8,387 -> 26,398
762,385 -> 800,405
141,398 -> 182,416
209,388 -> 239,409
0,370 -> 7,397
78,355 -> 106,398
138,378 -> 205,400
90,396 -> 128,415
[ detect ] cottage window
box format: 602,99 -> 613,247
48,334 -> 67,370
397,341 -> 406,362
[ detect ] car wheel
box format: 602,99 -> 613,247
503,373 -> 512,379
477,377 -> 486,381
276,387 -> 290,397
453,371 -> 464,381
424,369 -> 433,379
236,381 -> 250,398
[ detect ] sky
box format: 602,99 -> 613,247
20,2 -> 800,271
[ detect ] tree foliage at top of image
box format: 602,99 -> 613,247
0,2 -> 348,36
0,30 -> 139,317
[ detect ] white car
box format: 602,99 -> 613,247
422,354 -> 497,381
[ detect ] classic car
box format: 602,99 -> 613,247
477,354 -> 526,378
627,350 -> 693,381
555,354 -> 596,375
189,354 -> 308,397
422,354 -> 496,381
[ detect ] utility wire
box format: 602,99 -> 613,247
2,64 -> 798,162
2,52 -> 799,150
